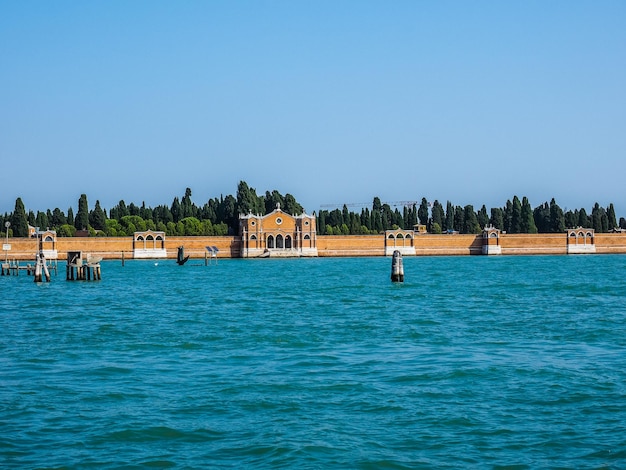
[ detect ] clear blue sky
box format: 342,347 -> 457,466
1,1 -> 624,216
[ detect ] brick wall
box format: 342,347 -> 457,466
3,233 -> 626,260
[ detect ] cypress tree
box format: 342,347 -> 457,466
578,208 -> 589,227
477,205 -> 489,230
75,194 -> 89,230
510,196 -> 522,234
51,208 -> 67,227
11,197 -> 29,237
549,198 -> 565,233
490,207 -> 504,230
318,211 -> 327,235
182,187 -> 194,218
381,204 -> 393,231
171,197 -> 181,223
444,201 -> 455,232
431,201 -> 444,232
67,207 -> 74,227
520,197 -> 537,233
89,200 -> 107,231
361,208 -> 371,231
35,211 -> 49,230
418,198 -> 429,225
533,202 -> 550,233
607,203 -> 617,231
463,205 -> 481,234
564,210 -> 577,229
503,200 -> 513,233
453,205 -> 464,233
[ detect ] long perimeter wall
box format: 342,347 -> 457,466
3,233 -> 626,260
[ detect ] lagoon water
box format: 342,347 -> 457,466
1,255 -> 626,469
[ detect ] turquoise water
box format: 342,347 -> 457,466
2,255 -> 626,469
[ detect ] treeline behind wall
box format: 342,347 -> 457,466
1,182 -> 624,237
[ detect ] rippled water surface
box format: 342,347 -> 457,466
2,255 -> 626,468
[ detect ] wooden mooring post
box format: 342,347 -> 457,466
391,250 -> 404,283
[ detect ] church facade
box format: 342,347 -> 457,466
239,204 -> 318,257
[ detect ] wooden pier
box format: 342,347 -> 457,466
66,251 -> 102,281
1,260 -> 58,277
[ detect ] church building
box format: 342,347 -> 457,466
239,204 -> 318,257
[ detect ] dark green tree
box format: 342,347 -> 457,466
283,194 -> 303,215
503,200 -> 513,233
578,208 -> 590,227
453,205 -> 464,232
549,198 -> 565,233
75,194 -> 89,230
361,208 -> 372,231
418,198 -> 429,225
171,197 -> 182,223
490,207 -> 504,230
342,204 -> 350,225
444,201 -> 455,232
317,211 -> 327,235
265,190 -> 284,214
533,202 -> 550,233
181,187 -> 195,218
477,205 -> 489,230
236,181 -> 261,215
35,211 -> 49,230
11,198 -> 29,237
128,203 -> 140,216
220,195 -> 237,233
431,201 -> 444,232
89,200 -> 107,231
371,197 -> 383,233
564,210 -> 577,229
520,197 -> 537,233
381,204 -> 394,231
463,205 -> 481,234
510,196 -> 522,234
607,203 -> 617,231
51,208 -> 67,227
591,203 -> 608,232
67,207 -> 74,227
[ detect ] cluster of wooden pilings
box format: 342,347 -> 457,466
1,261 -> 33,276
66,263 -> 101,281
66,251 -> 102,281
2,259 -> 58,280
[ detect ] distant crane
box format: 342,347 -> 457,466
320,201 -> 420,209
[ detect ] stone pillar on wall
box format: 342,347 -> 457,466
482,226 -> 502,255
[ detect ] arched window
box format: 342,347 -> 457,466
285,235 -> 292,249
250,234 -> 257,240
267,235 -> 275,249
276,234 -> 284,249
303,234 -> 311,240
